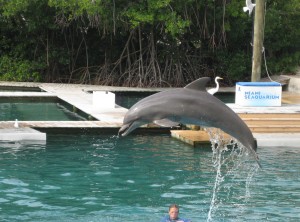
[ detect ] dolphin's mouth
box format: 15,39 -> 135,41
118,123 -> 131,136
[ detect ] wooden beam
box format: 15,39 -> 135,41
251,0 -> 265,82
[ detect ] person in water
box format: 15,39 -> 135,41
161,204 -> 191,222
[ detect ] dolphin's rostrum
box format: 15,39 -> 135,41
119,77 -> 261,167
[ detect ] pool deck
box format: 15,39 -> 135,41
0,82 -> 160,141
0,127 -> 46,141
0,80 -> 300,146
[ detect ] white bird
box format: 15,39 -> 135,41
243,0 -> 256,16
14,119 -> 19,128
208,76 -> 223,95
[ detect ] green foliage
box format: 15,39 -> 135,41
0,0 -> 29,17
215,51 -> 252,81
261,0 -> 300,75
227,53 -> 252,81
267,51 -> 300,74
0,56 -> 41,82
48,0 -> 104,19
123,0 -> 190,37
0,0 -> 299,85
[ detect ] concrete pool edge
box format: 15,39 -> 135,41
253,133 -> 300,147
0,127 -> 46,141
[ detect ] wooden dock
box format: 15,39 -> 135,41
239,113 -> 300,133
171,89 -> 300,147
171,112 -> 300,146
171,97 -> 300,147
170,130 -> 232,146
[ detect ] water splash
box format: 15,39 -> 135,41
205,128 -> 259,222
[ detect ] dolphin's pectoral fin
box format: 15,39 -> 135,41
154,119 -> 179,127
184,77 -> 211,91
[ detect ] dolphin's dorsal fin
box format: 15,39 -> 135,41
154,119 -> 179,127
184,77 -> 211,91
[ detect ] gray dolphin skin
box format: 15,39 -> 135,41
119,77 -> 261,167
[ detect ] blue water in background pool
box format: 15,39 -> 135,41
116,92 -> 235,109
0,92 -> 233,121
1,134 -> 299,221
0,101 -> 86,121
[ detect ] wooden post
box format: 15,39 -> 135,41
251,0 -> 265,82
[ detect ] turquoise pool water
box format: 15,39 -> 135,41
115,91 -> 156,109
0,134 -> 299,221
0,101 -> 86,121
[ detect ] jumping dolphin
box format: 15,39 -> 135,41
119,77 -> 261,167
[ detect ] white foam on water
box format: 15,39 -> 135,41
205,128 -> 259,222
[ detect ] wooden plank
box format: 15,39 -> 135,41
282,91 -> 300,104
248,126 -> 300,133
171,130 -> 232,146
170,130 -> 209,146
239,112 -> 300,132
242,117 -> 300,120
229,103 -> 300,114
243,119 -> 300,125
238,113 -> 300,118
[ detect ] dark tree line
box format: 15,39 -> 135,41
0,0 -> 299,87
